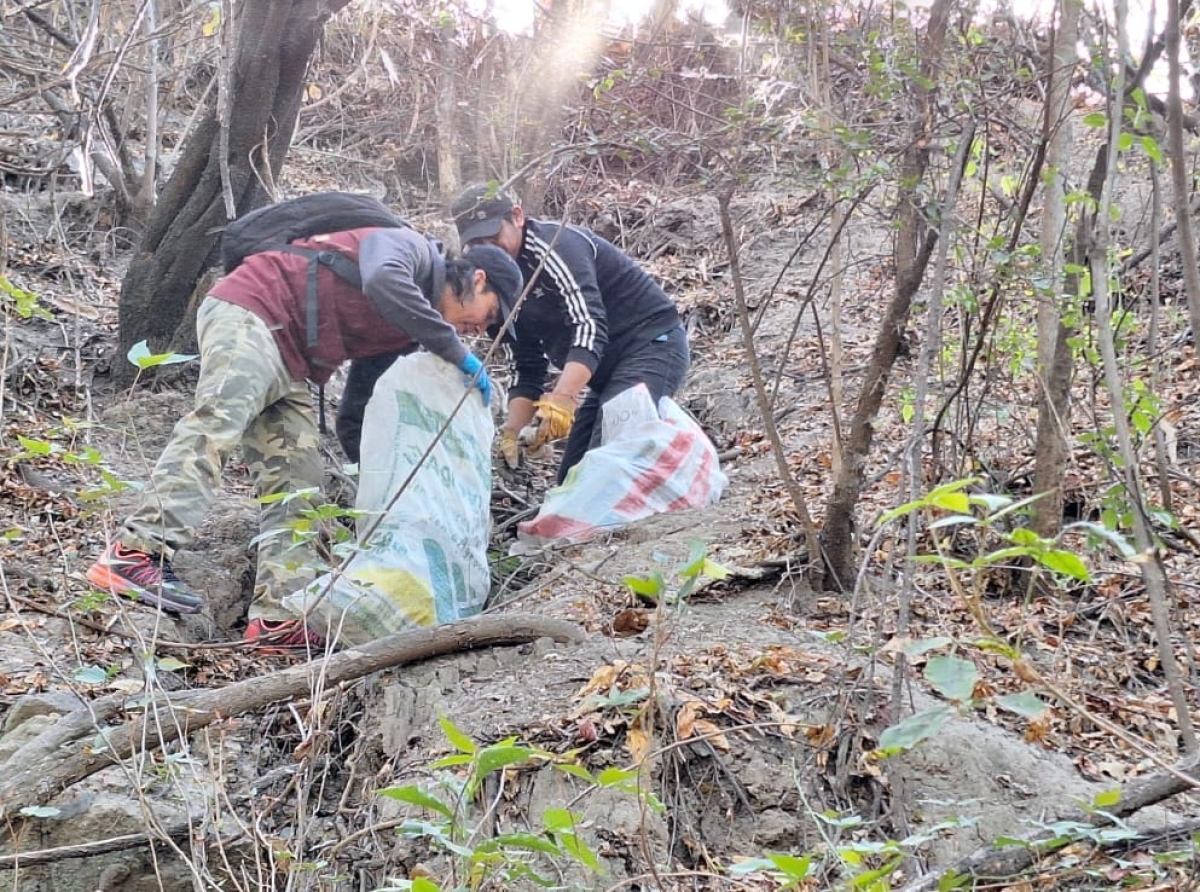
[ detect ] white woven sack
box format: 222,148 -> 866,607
514,384 -> 726,551
284,352 -> 494,645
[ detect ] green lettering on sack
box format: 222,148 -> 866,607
394,392 -> 480,460
424,538 -> 453,621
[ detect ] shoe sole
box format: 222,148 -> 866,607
244,639 -> 326,655
244,634 -> 325,655
86,564 -> 205,615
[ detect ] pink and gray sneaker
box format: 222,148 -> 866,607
244,618 -> 327,655
86,543 -> 205,614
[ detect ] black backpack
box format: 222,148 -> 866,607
220,191 -> 411,349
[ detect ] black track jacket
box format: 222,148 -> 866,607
508,218 -> 680,402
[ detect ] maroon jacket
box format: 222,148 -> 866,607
209,226 -> 466,385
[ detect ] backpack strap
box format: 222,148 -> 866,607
273,245 -> 363,350
269,235 -> 435,354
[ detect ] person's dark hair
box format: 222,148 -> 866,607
442,247 -> 523,340
443,258 -> 476,306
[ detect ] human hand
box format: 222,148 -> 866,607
530,393 -> 576,447
497,428 -> 521,469
457,354 -> 492,407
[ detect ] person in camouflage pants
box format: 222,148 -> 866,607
87,228 -> 522,653
115,297 -> 327,619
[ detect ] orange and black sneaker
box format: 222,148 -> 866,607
86,543 -> 205,614
244,618 -> 327,655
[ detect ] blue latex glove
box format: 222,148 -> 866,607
457,353 -> 492,407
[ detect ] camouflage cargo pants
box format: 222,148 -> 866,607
120,297 -> 325,621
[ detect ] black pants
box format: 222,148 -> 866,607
335,350 -> 410,463
557,325 -> 690,484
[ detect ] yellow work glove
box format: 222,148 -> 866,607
497,429 -> 521,469
531,394 -> 577,448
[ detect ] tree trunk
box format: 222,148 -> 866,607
818,0 -> 951,591
1030,0 -> 1081,538
435,24 -> 461,204
1168,0 -> 1200,341
115,0 -> 353,381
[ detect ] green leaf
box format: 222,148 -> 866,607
378,784 -> 453,819
967,492 -> 1014,513
479,832 -> 563,856
929,492 -> 970,513
816,812 -> 864,829
937,870 -> 972,891
851,860 -> 901,888
995,835 -> 1034,848
924,655 -> 977,703
809,629 -> 846,643
1141,134 -> 1163,164
596,766 -> 640,787
411,878 -> 442,892
19,806 -> 61,818
556,830 -> 603,872
678,540 -> 708,577
899,636 -> 954,657
1064,521 -> 1131,556
971,637 -> 1021,660
438,714 -> 476,754
0,275 -> 51,319
1082,111 -> 1107,127
125,340 -> 199,369
996,691 -> 1050,718
1093,788 -> 1121,809
927,514 -> 977,531
16,436 -> 55,456
877,497 -> 927,526
727,857 -> 778,876
622,573 -> 664,598
542,807 -> 576,832
156,657 -> 190,672
553,762 -> 595,782
876,706 -> 953,755
1008,527 -> 1039,546
475,744 -> 536,777
766,852 -> 812,881
973,546 -> 1031,567
1036,549 -> 1090,581
73,665 -> 109,686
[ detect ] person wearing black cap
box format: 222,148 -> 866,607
451,183 -> 689,483
85,221 -> 522,653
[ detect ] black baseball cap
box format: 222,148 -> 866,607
462,243 -> 522,336
452,183 -> 516,243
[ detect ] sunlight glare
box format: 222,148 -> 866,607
460,0 -> 730,36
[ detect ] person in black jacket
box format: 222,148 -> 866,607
450,183 -> 690,483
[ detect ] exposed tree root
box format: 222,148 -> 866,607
0,822 -> 195,870
0,614 -> 584,821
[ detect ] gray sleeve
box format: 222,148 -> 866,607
358,228 -> 467,366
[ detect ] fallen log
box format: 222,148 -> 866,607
0,614 -> 585,821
